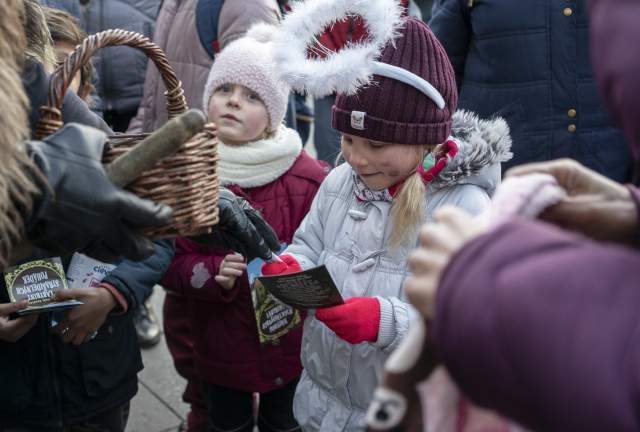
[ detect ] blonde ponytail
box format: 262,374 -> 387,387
389,170 -> 426,249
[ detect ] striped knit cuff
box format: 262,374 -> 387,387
375,296 -> 397,349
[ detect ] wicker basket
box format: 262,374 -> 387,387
36,29 -> 219,238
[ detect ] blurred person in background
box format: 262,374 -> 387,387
430,0 -> 632,181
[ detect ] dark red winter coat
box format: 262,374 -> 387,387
161,151 -> 327,393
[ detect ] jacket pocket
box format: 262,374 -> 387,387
77,316 -> 142,397
0,319 -> 53,417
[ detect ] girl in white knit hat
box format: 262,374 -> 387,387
163,29 -> 328,432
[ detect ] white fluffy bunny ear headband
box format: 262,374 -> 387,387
255,0 -> 445,109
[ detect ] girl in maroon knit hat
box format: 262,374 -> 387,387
261,0 -> 513,430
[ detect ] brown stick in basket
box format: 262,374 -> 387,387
10,109 -> 208,264
106,108 -> 207,187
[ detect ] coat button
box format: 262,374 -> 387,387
275,377 -> 283,386
563,7 -> 573,16
348,209 -> 368,220
568,124 -> 577,133
567,108 -> 577,118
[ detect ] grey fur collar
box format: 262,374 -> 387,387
434,110 -> 513,187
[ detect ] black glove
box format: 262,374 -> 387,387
191,188 -> 280,261
27,123 -> 172,262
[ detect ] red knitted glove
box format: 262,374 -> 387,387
261,254 -> 302,275
315,297 -> 380,344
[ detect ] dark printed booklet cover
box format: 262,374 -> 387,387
4,257 -> 82,315
255,265 -> 344,310
248,245 -> 302,345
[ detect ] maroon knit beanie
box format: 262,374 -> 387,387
332,17 -> 458,145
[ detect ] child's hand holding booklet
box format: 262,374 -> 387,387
258,254 -> 344,310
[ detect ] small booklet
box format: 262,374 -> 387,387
255,265 -> 344,310
247,245 -> 302,345
4,257 -> 82,315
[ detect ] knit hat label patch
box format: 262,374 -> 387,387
351,111 -> 366,130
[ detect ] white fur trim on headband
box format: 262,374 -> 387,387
272,0 -> 403,97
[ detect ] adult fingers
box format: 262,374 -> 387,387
71,331 -> 87,346
62,326 -> 75,344
505,159 -> 579,181
418,222 -> 459,255
0,300 -> 28,316
404,274 -> 438,320
408,248 -> 448,276
53,288 -> 87,302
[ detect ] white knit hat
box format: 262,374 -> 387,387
202,25 -> 290,131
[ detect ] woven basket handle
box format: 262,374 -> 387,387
36,29 -> 188,139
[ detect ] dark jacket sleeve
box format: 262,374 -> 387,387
102,239 -> 175,313
428,0 -> 471,88
590,0 -> 640,158
433,219 -> 640,432
23,60 -> 112,136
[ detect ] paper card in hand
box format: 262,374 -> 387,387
255,265 -> 344,310
4,257 -> 82,315
66,253 -> 117,288
247,244 -> 302,345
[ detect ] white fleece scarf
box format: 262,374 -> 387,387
218,125 -> 303,188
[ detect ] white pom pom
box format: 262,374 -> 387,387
246,23 -> 280,43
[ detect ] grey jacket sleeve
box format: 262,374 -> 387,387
285,180 -> 328,270
376,296 -> 416,354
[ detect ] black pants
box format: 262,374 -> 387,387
206,379 -> 300,432
1,402 -> 130,432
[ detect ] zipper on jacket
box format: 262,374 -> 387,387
343,201 -> 390,413
47,319 -> 65,429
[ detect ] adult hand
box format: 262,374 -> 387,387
507,159 -> 637,244
405,207 -> 486,321
53,287 -> 117,345
0,300 -> 38,342
191,188 -> 280,261
27,123 -> 173,263
215,253 -> 247,290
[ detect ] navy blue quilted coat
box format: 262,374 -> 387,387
430,0 -> 632,181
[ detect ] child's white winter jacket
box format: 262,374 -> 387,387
287,111 -> 512,431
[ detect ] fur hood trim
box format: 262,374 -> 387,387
434,110 -> 513,188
